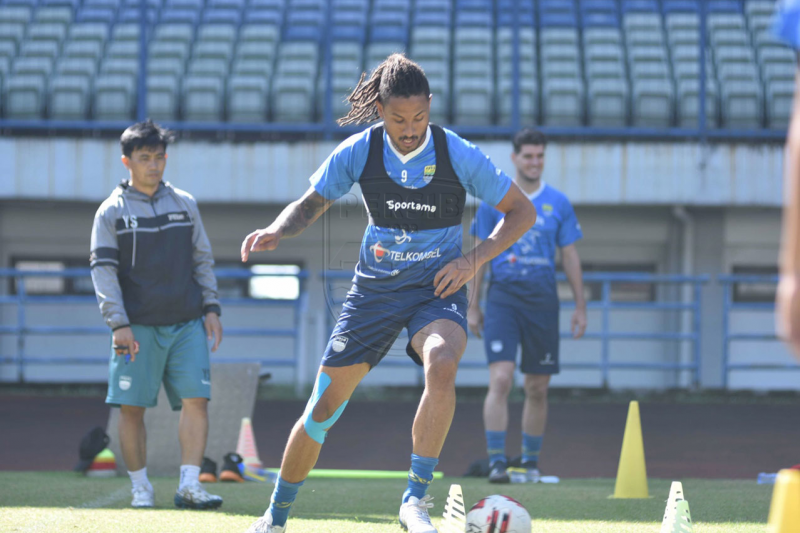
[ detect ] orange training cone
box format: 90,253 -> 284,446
612,401 -> 649,498
236,417 -> 263,469
768,469 -> 800,533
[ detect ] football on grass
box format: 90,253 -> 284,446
465,494 -> 532,533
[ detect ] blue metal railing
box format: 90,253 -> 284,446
0,0 -> 788,142
321,270 -> 708,387
0,268 -> 309,390
718,274 -> 800,388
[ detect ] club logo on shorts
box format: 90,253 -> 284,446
444,303 -> 464,319
119,375 -> 132,391
540,353 -> 555,365
370,242 -> 389,262
332,335 -> 349,353
491,340 -> 503,353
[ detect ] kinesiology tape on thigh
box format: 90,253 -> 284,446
302,372 -> 348,444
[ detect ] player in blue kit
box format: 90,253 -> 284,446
240,54 -> 536,533
468,128 -> 586,484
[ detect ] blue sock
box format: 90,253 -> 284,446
521,433 -> 543,468
402,454 -> 438,503
486,430 -> 507,466
268,476 -> 304,527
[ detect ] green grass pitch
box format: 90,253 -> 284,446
0,472 -> 772,532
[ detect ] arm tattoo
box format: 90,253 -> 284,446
276,190 -> 333,238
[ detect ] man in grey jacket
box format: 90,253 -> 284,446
90,120 -> 224,510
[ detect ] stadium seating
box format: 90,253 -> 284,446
0,0 -> 793,128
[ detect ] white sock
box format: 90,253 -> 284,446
179,464 -> 201,490
128,467 -> 150,491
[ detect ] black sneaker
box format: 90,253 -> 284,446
488,460 -> 510,484
199,457 -> 217,483
219,452 -> 245,482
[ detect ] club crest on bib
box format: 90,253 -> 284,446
423,165 -> 436,184
331,335 -> 348,353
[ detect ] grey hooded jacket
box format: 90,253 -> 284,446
90,180 -> 221,330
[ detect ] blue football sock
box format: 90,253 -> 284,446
486,430 -> 507,466
521,433 -> 543,468
268,476 -> 304,527
402,454 -> 438,503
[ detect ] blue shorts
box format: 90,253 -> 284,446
483,299 -> 560,375
322,284 -> 468,367
106,318 -> 211,411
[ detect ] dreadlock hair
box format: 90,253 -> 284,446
120,119 -> 175,158
338,53 -> 431,126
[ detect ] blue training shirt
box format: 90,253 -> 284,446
774,0 -> 800,48
470,182 -> 582,308
310,124 -> 513,292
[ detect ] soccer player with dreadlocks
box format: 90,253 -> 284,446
241,54 -> 537,533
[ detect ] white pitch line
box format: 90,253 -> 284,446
20,486 -> 130,532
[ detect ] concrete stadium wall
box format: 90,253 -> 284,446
0,137 -> 785,206
0,199 -> 794,390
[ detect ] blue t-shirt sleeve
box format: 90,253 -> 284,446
445,129 -> 513,207
557,197 -> 583,247
774,0 -> 800,49
469,202 -> 499,240
309,129 -> 371,200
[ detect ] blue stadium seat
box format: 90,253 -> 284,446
290,0 -> 325,11
707,1 -> 742,13
285,25 -> 323,40
208,0 -> 245,8
117,7 -> 157,22
331,25 -> 365,41
497,11 -> 535,26
661,0 -> 698,13
159,9 -> 200,24
203,9 -> 242,24
244,10 -> 282,24
370,10 -> 407,26
540,12 -> 578,27
249,0 -> 283,10
416,0 -> 451,9
621,0 -> 659,12
1,0 -> 39,8
333,0 -> 367,11
581,0 -> 618,14
582,12 -> 619,27
539,0 -> 576,15
369,25 -> 408,43
455,11 -> 492,27
76,7 -> 115,23
374,0 -> 409,12
413,11 -> 450,26
456,0 -> 491,10
332,11 -> 366,41
40,0 -> 78,9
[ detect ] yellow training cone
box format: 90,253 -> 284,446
612,401 -> 649,498
768,469 -> 800,533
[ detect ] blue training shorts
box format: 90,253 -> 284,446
322,284 -> 468,367
106,318 -> 211,411
483,299 -> 560,375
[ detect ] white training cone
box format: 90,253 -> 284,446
441,484 -> 466,533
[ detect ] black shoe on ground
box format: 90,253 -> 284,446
199,457 -> 217,483
488,461 -> 510,484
